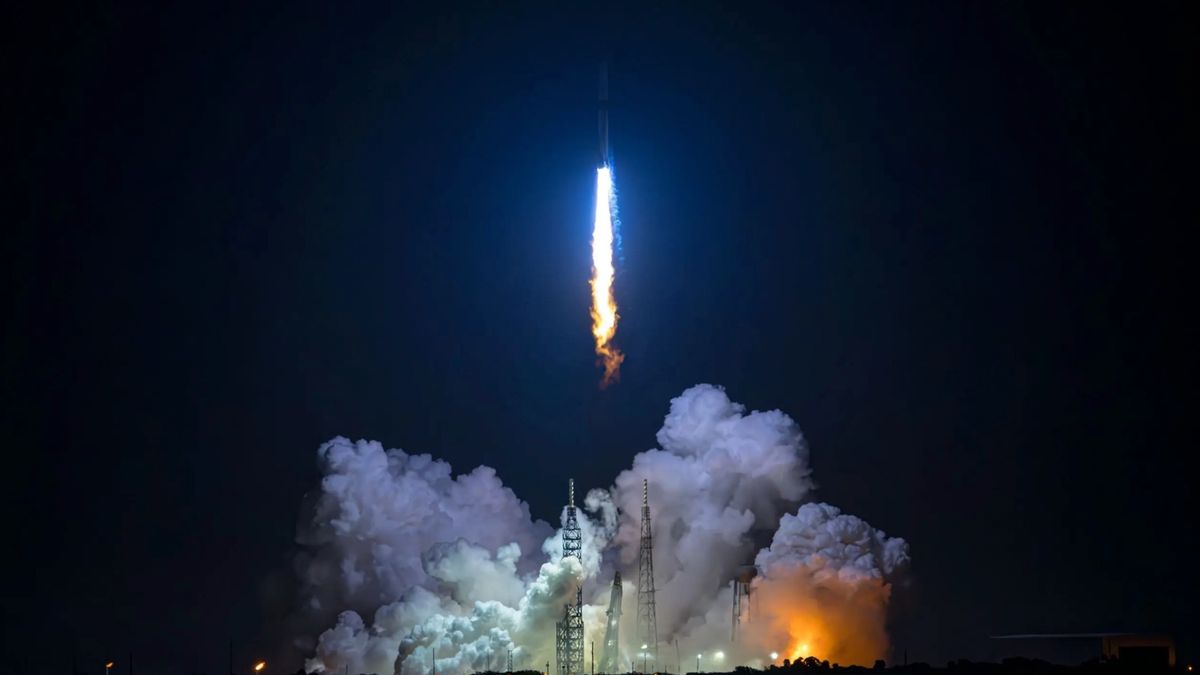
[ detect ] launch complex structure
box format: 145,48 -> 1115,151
555,480 -> 586,675
556,479 -> 659,675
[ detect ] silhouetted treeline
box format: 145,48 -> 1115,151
282,657 -> 1185,675
464,657 -> 1183,675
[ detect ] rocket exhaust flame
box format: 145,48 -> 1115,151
590,165 -> 623,387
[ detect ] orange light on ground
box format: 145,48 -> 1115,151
786,639 -> 821,664
755,565 -> 896,666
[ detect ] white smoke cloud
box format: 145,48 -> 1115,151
756,502 -> 909,583
422,540 -> 526,607
608,384 -> 815,641
746,503 -> 909,666
295,437 -> 551,620
298,436 -> 599,675
292,385 -> 907,673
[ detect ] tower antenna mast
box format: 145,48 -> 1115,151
636,479 -> 658,668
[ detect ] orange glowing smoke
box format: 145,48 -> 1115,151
752,567 -> 895,667
590,166 -> 623,387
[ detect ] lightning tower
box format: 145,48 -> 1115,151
636,479 -> 658,668
556,480 -> 585,675
601,571 -> 622,673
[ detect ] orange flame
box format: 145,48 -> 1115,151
753,568 -> 894,667
253,662 -> 266,672
590,166 -> 623,387
781,614 -> 828,665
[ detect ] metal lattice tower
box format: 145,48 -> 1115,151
732,579 -> 741,642
731,565 -> 756,643
731,579 -> 746,642
601,571 -> 622,673
636,479 -> 658,668
556,615 -> 567,675
564,479 -> 582,560
556,480 -> 585,675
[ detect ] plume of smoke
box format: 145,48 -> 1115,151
755,502 -> 909,582
295,437 -> 556,671
294,437 -> 550,620
299,438 -> 618,674
749,502 -> 910,666
423,541 -> 526,607
292,386 -> 909,673
608,384 -> 815,642
307,533 -> 593,674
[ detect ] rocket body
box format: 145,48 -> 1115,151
598,63 -> 610,167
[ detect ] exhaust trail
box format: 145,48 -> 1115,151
591,164 -> 623,387
590,64 -> 623,387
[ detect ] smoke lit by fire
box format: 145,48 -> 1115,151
751,569 -> 895,666
747,502 -> 909,666
590,165 -> 623,387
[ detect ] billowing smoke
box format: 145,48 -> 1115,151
608,385 -> 814,640
749,503 -> 909,666
293,438 -> 551,619
292,385 -> 908,673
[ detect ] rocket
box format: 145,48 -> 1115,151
590,61 -> 623,387
598,62 -> 610,168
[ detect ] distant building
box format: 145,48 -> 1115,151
991,633 -> 1175,667
1101,634 -> 1175,667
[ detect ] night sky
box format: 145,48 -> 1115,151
6,2 -> 1195,673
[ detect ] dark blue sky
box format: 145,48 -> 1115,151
6,2 -> 1195,673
